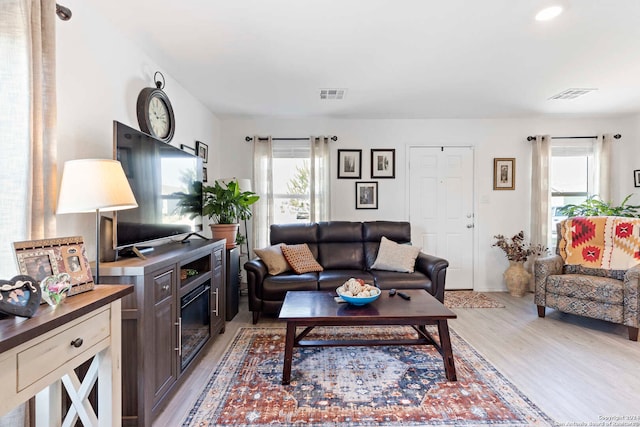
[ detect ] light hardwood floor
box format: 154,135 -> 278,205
155,292 -> 640,426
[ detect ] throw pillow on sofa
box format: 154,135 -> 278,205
371,236 -> 421,273
281,243 -> 324,274
254,244 -> 291,275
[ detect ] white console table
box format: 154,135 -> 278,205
0,284 -> 133,426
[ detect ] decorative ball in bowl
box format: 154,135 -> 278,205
336,278 -> 381,306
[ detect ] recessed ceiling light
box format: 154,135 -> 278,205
535,5 -> 563,21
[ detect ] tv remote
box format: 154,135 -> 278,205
397,291 -> 411,300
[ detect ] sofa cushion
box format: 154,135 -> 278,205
372,270 -> 433,292
546,274 -> 624,304
363,221 -> 411,243
363,221 -> 412,267
253,244 -> 290,275
271,223 -> 318,245
318,270 -> 375,290
261,273 -> 319,300
562,264 -> 626,281
371,237 -> 421,273
281,244 -> 324,274
318,243 -> 365,270
317,222 -> 365,269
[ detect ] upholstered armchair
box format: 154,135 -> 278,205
534,217 -> 640,341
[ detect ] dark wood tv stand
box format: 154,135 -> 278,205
99,239 -> 226,427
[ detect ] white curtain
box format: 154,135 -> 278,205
530,134 -> 551,254
0,0 -> 58,278
594,134 -> 613,202
252,136 -> 273,251
252,135 -> 332,251
0,1 -> 57,424
310,136 -> 331,223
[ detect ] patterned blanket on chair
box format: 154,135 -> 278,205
559,216 -> 640,269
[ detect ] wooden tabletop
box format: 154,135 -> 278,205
0,284 -> 133,353
279,289 -> 456,321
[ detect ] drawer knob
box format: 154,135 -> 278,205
70,338 -> 84,348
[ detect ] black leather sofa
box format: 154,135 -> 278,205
244,221 -> 449,323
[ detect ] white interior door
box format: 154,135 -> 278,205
409,146 -> 474,290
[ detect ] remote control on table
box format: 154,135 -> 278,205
397,291 -> 411,300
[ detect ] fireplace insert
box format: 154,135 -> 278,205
180,282 -> 211,369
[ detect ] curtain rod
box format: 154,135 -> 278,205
245,136 -> 338,142
526,134 -> 621,141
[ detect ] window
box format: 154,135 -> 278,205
253,136 -> 330,249
549,140 -> 595,245
272,141 -> 311,224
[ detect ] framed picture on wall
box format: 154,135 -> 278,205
180,144 -> 196,154
493,158 -> 515,190
196,141 -> 208,163
338,149 -> 362,179
634,170 -> 640,187
355,181 -> 378,209
371,149 -> 395,178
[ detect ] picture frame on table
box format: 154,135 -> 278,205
13,236 -> 95,296
196,141 -> 208,163
634,170 -> 640,188
371,149 -> 395,179
203,166 -> 208,183
338,149 -> 362,179
493,158 -> 515,190
355,181 -> 378,209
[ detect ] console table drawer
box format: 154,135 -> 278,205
16,308 -> 111,391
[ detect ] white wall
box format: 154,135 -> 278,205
53,2 -> 640,291
220,115 -> 640,291
55,2 -> 221,261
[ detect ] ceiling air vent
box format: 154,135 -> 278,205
549,88 -> 598,100
320,88 -> 347,100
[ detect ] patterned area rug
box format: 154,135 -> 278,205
182,326 -> 552,426
444,291 -> 505,308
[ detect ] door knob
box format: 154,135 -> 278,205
466,224 -> 474,228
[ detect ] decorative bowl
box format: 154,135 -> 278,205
336,286 -> 381,306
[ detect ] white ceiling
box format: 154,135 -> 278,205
89,0 -> 640,119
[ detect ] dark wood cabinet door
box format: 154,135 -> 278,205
211,246 -> 226,333
151,269 -> 177,406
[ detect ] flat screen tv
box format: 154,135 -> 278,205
112,121 -> 203,252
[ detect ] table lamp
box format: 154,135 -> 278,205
57,159 -> 138,283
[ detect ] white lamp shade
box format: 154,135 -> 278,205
57,159 -> 138,214
237,179 -> 252,192
217,177 -> 252,192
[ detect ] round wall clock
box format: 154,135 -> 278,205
136,71 -> 175,142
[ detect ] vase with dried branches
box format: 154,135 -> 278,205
492,231 -> 548,297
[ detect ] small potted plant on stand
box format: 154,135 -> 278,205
492,231 -> 547,297
202,179 -> 259,249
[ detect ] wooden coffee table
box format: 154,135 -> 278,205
278,289 -> 457,385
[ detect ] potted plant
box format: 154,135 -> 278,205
492,231 -> 547,297
557,194 -> 640,217
202,179 -> 259,248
